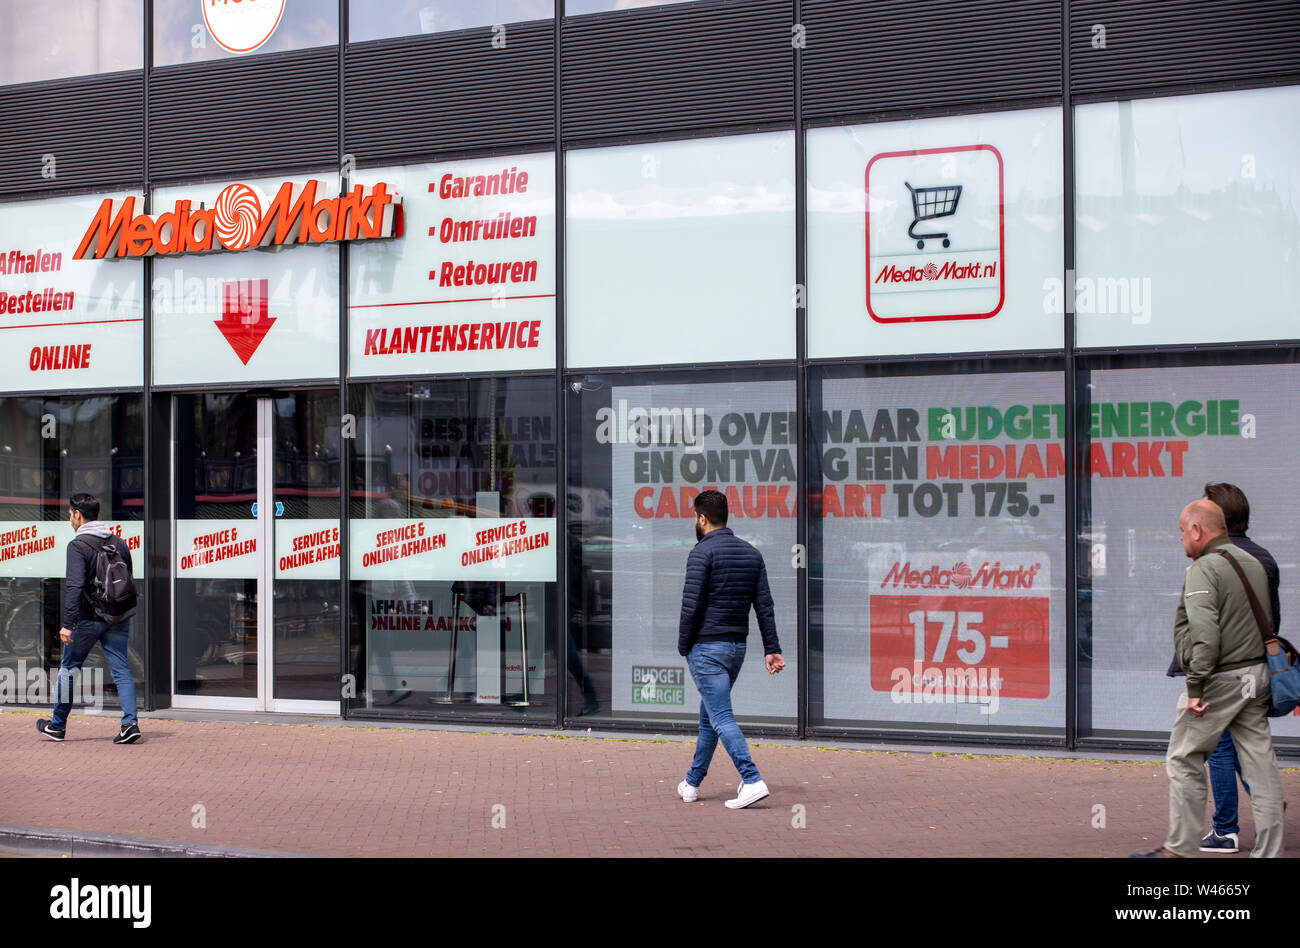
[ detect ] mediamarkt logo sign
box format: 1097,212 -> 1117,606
74,179 -> 401,260
880,560 -> 1041,590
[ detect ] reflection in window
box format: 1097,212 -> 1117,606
349,379 -> 557,720
0,0 -> 142,86
566,0 -> 697,15
566,369 -> 798,724
0,394 -> 144,696
349,0 -> 552,42
154,0 -> 337,67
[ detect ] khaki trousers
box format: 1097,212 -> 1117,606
1164,662 -> 1284,857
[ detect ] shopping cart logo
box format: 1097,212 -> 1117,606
866,145 -> 1005,323
905,182 -> 962,250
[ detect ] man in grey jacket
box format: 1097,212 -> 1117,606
36,493 -> 140,744
1133,499 -> 1283,857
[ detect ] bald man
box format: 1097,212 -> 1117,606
1133,499 -> 1284,857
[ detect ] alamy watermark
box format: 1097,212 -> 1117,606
0,661 -> 103,712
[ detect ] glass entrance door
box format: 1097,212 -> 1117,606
172,391 -> 341,712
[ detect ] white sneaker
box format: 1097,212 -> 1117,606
725,779 -> 770,809
677,780 -> 699,803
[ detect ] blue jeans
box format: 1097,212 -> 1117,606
1208,729 -> 1250,835
51,618 -> 137,729
685,641 -> 760,787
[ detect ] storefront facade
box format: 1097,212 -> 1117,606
0,0 -> 1297,754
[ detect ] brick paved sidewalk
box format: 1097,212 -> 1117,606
2,709 -> 1296,857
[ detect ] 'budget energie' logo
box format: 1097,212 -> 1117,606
74,180 -> 402,260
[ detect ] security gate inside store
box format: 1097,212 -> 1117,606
171,392 -> 341,713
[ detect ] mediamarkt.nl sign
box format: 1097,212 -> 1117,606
73,180 -> 401,260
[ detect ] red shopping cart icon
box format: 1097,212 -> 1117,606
904,181 -> 962,250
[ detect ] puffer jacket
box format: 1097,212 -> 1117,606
677,527 -> 781,656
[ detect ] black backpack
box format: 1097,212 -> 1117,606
76,536 -> 138,623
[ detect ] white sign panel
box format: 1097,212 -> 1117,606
350,518 -> 557,582
274,519 -> 339,579
350,154 -> 556,376
0,193 -> 143,393
865,145 -> 1004,322
152,175 -> 341,386
807,107 -> 1063,358
204,0 -> 286,53
0,521 -> 143,578
175,519 -> 258,579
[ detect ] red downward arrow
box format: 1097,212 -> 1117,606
215,279 -> 277,365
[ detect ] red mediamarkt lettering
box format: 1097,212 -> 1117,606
879,561 -> 1041,591
365,320 -> 542,355
0,248 -> 63,274
874,261 -> 997,283
73,181 -> 401,260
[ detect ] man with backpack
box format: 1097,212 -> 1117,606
37,493 -> 141,744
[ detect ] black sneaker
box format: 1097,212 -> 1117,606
113,723 -> 142,744
36,718 -> 65,742
1200,829 -> 1239,853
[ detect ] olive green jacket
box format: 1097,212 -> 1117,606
1173,534 -> 1271,699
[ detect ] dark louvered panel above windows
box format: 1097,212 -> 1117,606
561,0 -> 794,143
149,48 -> 339,183
0,73 -> 143,196
1069,0 -> 1300,97
801,0 -> 1061,121
346,21 -> 555,164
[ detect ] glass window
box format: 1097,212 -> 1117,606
567,368 -> 798,725
151,173 -> 342,387
807,107 -> 1064,358
566,0 -> 697,14
350,154 -> 556,377
154,0 -> 337,66
566,131 -> 796,369
348,377 -> 557,721
1080,356 -> 1300,746
0,191 -> 145,394
1075,86 -> 1300,348
349,0 -> 551,42
0,393 -> 144,708
0,0 -> 141,86
809,362 -> 1066,737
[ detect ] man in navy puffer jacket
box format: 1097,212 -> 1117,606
676,489 -> 784,809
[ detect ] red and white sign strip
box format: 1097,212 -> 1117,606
349,518 -> 556,582
865,145 -> 1005,323
869,551 -> 1050,700
203,0 -> 286,54
349,154 -> 556,376
0,522 -> 143,578
175,520 -> 258,579
0,193 -> 144,393
274,520 -> 340,580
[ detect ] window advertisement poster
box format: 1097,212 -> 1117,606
1075,86 -> 1300,348
814,370 -> 1066,732
607,379 -> 798,719
0,193 -> 144,394
566,132 -> 796,369
349,154 -> 556,377
151,174 -> 350,386
807,108 -> 1063,358
1084,362 -> 1300,740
